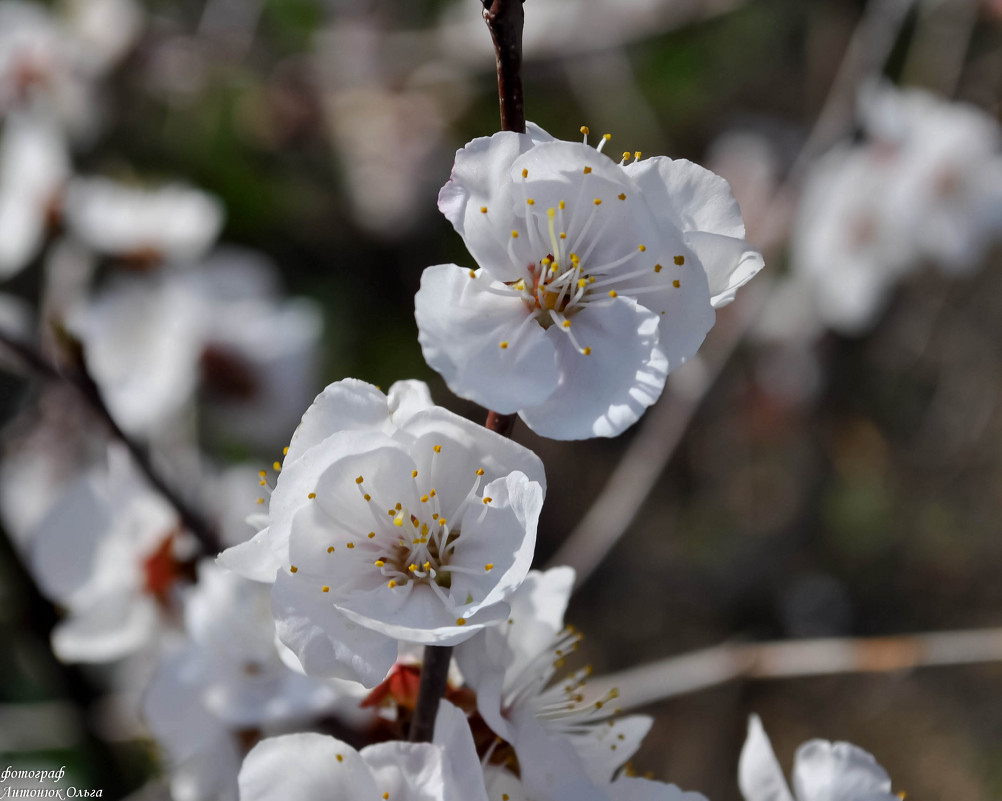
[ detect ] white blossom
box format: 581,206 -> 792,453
220,378 -> 545,688
416,123 -> 762,439
739,715 -> 899,801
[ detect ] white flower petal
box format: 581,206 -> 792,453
272,569 -> 398,687
51,593 -> 158,662
439,131 -> 538,281
738,715 -> 795,801
791,739 -> 896,801
519,297 -> 668,439
433,700 -> 490,801
415,263 -> 559,413
386,379 -> 435,425
610,777 -> 709,801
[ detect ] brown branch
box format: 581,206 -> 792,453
0,329 -> 220,554
483,0 -> 526,133
408,645 -> 454,742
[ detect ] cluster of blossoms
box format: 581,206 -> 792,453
0,0 -> 927,797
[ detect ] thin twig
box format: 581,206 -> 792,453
408,645 -> 454,742
0,329 -> 220,553
483,0 -> 526,134
586,626 -> 1002,712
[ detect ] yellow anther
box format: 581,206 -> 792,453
273,461 -> 281,471
375,560 -> 384,566
328,546 -> 335,553
542,257 -> 552,267
420,523 -> 429,535
259,479 -> 266,486
583,166 -> 593,175
483,496 -> 493,504
430,489 -> 436,497
456,618 -> 467,626
673,279 -> 681,288
570,253 -> 580,263
346,542 -> 355,549
355,476 -> 364,484
580,125 -> 590,135
290,565 -> 298,573
638,244 -> 646,252
387,509 -> 395,516
476,468 -> 485,476
562,320 -> 571,329
433,445 -> 442,453
603,133 -> 611,140
485,563 -> 494,571
408,564 -> 417,572
594,198 -> 602,205
634,151 -> 641,159
363,493 -> 371,501
547,207 -> 556,219
521,168 -> 528,178
384,794 -> 389,800
588,276 -> 595,283
609,290 -> 618,298
527,198 -> 535,206
368,531 -> 375,539
560,232 -> 567,239
439,517 -> 447,526
322,585 -> 329,593
259,470 -> 267,478
308,492 -> 316,499
480,206 -> 487,213
336,755 -> 343,763
256,498 -> 264,505
396,503 -> 402,510
578,278 -> 587,288
674,255 -> 685,265
618,193 -> 626,201
393,515 -> 404,527
388,580 -> 396,588
654,264 -> 663,273
423,561 -> 431,570
468,269 -> 476,278
622,151 -> 631,161
559,200 -> 566,209
511,230 -> 518,238
283,446 -> 289,455
421,494 -> 430,503
583,347 -> 592,355
412,470 -> 418,478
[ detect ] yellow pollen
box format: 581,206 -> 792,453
485,563 -> 494,571
634,151 -> 641,159
393,516 -> 404,528
622,151 -> 631,161
483,496 -> 492,504
388,580 -> 396,588
259,479 -> 266,486
603,133 -> 611,141
476,468 -> 485,476
259,470 -> 267,478
290,565 -> 298,573
521,168 -> 528,178
527,198 -> 535,205
433,445 -> 442,453
363,493 -> 371,501
396,503 -> 402,510
577,278 -> 586,288
511,230 -> 518,238
412,470 -> 418,478
456,618 -> 467,626
308,492 -> 316,499
468,270 -> 476,278
421,494 -> 430,503
346,542 -> 355,549
654,264 -> 663,273
618,193 -> 626,200
580,125 -> 590,135
368,532 -> 375,539
480,206 -> 487,214
408,564 -> 417,572
423,560 -> 431,570
355,476 -> 364,484
421,523 -> 429,535
542,257 -> 552,267
583,166 -> 592,174
336,755 -> 343,763
387,509 -> 395,516
256,498 -> 264,505
673,279 -> 681,288
546,207 -> 555,219
594,198 -> 602,205
384,795 -> 389,800
327,546 -> 335,553
283,446 -> 289,455
375,560 -> 384,566
430,489 -> 437,497
562,320 -> 571,329
559,200 -> 566,209
439,518 -> 447,526
322,585 -> 329,593
273,461 -> 281,471
609,290 -> 618,298
638,244 -> 646,252
588,276 -> 595,283
560,232 -> 567,239
583,347 -> 592,355
674,255 -> 685,265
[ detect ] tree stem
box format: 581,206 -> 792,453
408,644 -> 454,742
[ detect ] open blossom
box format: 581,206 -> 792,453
220,378 -> 545,687
739,715 -> 899,801
416,123 -> 763,439
239,701 -> 487,801
457,567 -> 676,801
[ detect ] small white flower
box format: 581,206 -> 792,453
29,449 -> 186,662
63,177 -> 224,264
221,378 -> 545,687
739,715 -> 899,801
238,700 -> 488,801
416,123 -> 762,439
457,567 -> 653,801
